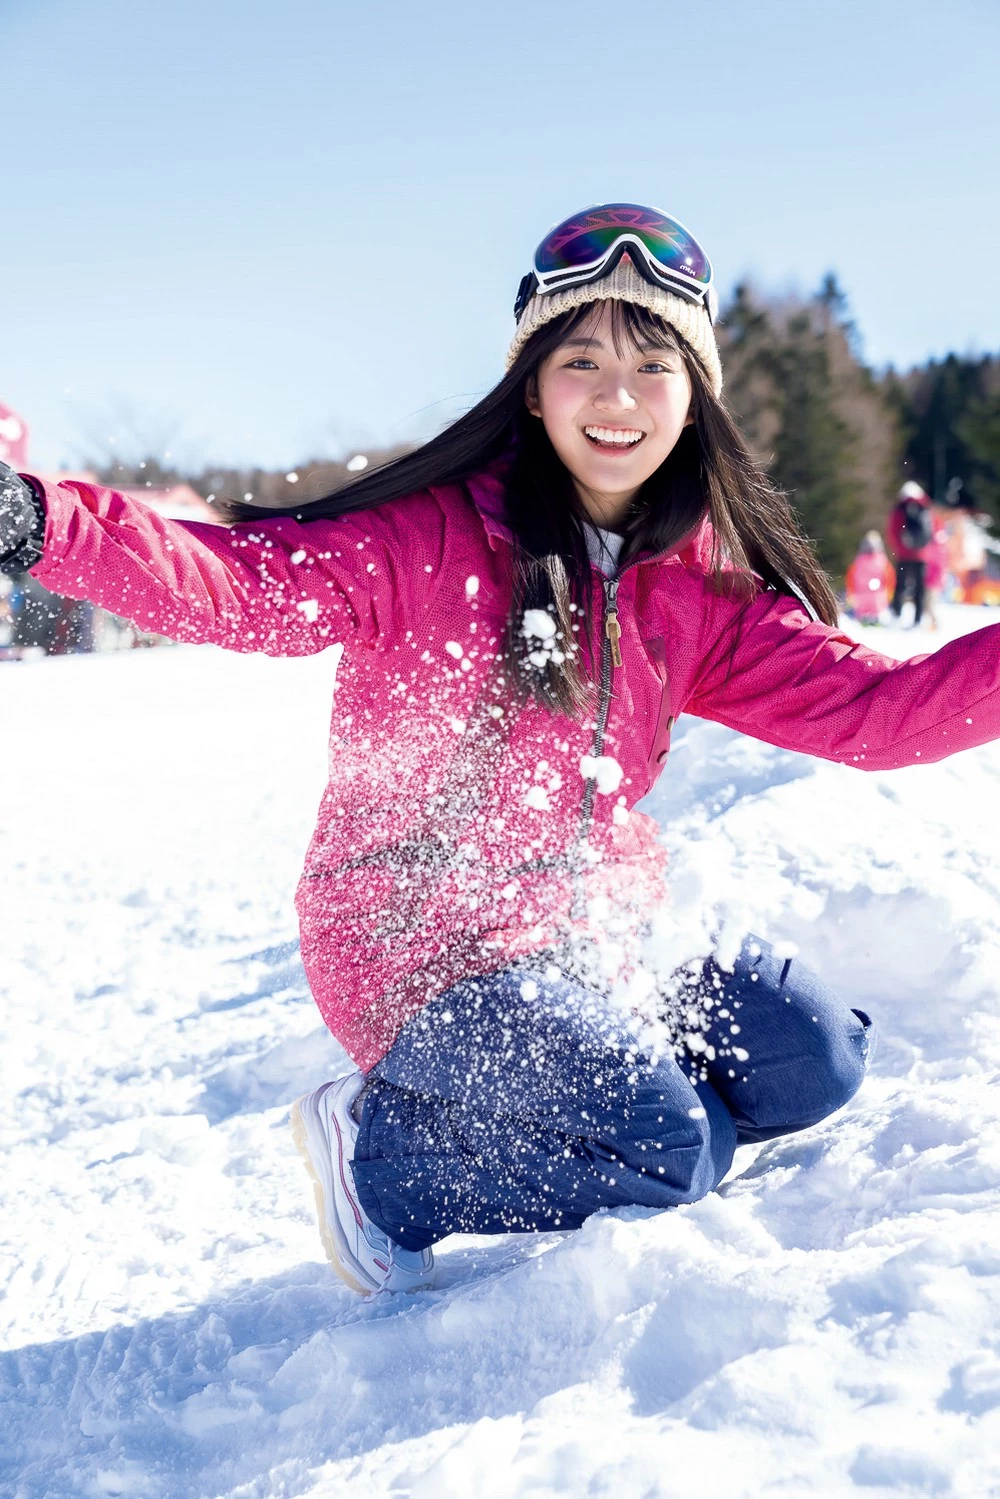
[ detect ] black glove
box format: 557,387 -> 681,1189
0,461 -> 46,574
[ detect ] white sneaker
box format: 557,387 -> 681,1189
290,1071 -> 436,1295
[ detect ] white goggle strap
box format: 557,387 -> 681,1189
533,235 -> 714,320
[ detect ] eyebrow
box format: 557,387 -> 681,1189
559,337 -> 679,354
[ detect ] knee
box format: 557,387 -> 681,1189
616,1081 -> 736,1203
803,1007 -> 874,1122
740,1007 -> 874,1139
677,1083 -> 737,1200
722,941 -> 875,1131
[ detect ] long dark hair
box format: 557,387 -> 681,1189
220,301 -> 839,714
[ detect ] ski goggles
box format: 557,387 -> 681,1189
513,202 -> 716,323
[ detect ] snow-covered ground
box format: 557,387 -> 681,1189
3,605 -> 1000,1499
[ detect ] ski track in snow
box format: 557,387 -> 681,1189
3,607 -> 1000,1498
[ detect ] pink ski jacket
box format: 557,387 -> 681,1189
27,466 -> 1000,1069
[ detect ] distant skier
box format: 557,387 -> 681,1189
951,498 -> 990,601
8,203 -> 1000,1295
845,531 -> 893,625
888,480 -> 935,625
922,510 -> 952,631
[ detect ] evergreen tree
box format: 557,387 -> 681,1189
720,278 -> 894,579
767,305 -> 863,577
956,363 -> 1000,516
883,355 -> 1000,513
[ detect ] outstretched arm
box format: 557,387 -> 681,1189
687,583 -> 1000,771
2,471 -> 435,657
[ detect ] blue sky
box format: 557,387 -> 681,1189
5,0 -> 999,471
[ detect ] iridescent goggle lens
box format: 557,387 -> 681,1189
516,202 -> 714,320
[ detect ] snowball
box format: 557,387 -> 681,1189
522,609 -> 557,641
444,641 -> 464,659
465,575 -> 480,598
579,754 -> 624,794
290,549 -> 307,565
346,454 -> 368,472
285,472 -> 299,483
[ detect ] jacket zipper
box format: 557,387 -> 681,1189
575,576 -> 621,852
604,576 -> 622,669
574,546 -> 673,845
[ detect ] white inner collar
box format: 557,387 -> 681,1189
584,524 -> 624,577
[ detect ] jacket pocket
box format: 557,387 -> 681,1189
642,634 -> 674,773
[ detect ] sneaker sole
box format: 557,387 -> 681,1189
289,1089 -> 380,1295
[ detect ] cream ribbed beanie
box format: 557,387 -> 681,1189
506,255 -> 723,397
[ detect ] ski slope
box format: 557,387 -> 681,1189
3,605 -> 1000,1499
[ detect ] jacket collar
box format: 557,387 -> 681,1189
463,464 -> 512,551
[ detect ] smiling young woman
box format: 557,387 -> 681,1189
5,202 -> 1000,1295
523,305 -> 695,529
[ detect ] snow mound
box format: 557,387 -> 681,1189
3,607 -> 1000,1497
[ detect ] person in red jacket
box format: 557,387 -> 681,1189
888,480 -> 935,625
845,531 -> 894,624
6,204 -> 1000,1295
922,509 -> 952,630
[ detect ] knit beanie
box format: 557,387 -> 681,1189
506,254 -> 723,397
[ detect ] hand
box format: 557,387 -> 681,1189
0,462 -> 45,573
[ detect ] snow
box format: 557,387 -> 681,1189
579,752 -> 625,794
4,604 -> 1000,1498
520,608 -> 557,640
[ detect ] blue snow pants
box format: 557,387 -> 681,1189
351,936 -> 874,1251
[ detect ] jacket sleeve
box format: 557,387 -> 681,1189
685,581 -> 1000,772
24,476 -> 437,656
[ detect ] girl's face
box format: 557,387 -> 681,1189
525,302 -> 693,530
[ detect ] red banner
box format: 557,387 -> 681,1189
0,402 -> 29,467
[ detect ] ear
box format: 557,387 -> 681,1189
524,374 -> 542,419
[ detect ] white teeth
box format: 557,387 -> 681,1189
584,426 -> 644,446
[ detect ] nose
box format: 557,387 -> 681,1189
593,375 -> 638,414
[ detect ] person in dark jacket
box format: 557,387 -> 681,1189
887,481 -> 935,626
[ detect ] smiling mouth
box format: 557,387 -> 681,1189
583,426 -> 646,451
